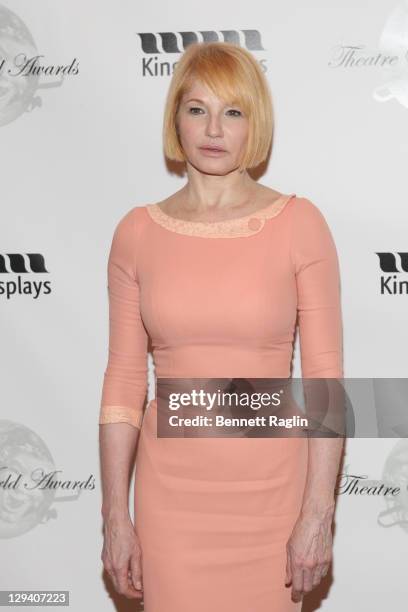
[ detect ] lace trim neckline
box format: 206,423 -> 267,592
145,193 -> 297,238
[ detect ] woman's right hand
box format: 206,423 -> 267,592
101,514 -> 143,599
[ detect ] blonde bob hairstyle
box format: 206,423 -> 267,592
162,41 -> 274,172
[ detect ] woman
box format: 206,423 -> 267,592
99,41 -> 344,611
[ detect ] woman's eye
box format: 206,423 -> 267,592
227,109 -> 242,117
188,107 -> 203,114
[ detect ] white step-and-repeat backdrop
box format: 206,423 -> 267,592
1,0 -> 408,610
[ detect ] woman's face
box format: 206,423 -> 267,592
175,80 -> 249,175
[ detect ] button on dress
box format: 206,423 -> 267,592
99,193 -> 343,612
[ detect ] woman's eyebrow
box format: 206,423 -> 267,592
185,98 -> 206,103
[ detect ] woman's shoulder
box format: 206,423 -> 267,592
108,204 -> 152,251
257,185 -> 325,220
291,194 -> 323,213
113,203 -> 151,228
290,195 -> 339,263
290,194 -> 333,229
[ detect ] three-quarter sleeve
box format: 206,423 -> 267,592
99,208 -> 148,429
291,197 -> 344,378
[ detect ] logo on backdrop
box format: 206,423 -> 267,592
0,253 -> 51,299
136,30 -> 267,76
0,420 -> 94,538
328,2 -> 408,108
0,4 -> 79,127
337,440 -> 408,532
375,251 -> 408,295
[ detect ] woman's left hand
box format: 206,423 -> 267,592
285,503 -> 335,603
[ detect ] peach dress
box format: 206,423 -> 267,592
99,193 -> 343,612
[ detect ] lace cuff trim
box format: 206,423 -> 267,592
99,405 -> 144,429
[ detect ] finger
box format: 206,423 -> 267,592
322,561 -> 330,576
130,554 -> 143,591
115,566 -> 141,599
285,552 -> 292,586
291,584 -> 304,603
128,569 -> 143,592
302,566 -> 314,593
311,564 -> 323,587
292,590 -> 304,603
291,565 -> 304,597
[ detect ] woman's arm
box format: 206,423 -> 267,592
99,424 -> 143,599
100,423 -> 139,521
98,208 -> 148,599
293,197 -> 345,514
285,197 -> 345,602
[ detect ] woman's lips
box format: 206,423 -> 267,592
199,146 -> 227,155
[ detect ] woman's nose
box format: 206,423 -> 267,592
205,116 -> 224,138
